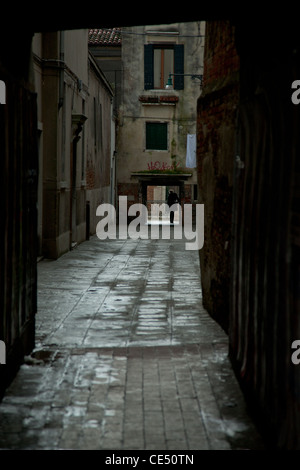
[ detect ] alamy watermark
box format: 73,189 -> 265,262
291,80 -> 300,104
291,340 -> 300,365
96,196 -> 204,251
0,80 -> 6,104
0,340 -> 6,364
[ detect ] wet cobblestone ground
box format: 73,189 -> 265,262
0,230 -> 265,450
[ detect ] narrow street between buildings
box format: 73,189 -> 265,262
0,231 -> 264,450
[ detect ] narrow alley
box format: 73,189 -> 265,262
0,231 -> 264,450
1,12 -> 300,454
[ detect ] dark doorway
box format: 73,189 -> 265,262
146,184 -> 180,224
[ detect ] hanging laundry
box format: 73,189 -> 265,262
186,134 -> 197,168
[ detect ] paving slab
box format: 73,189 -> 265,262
0,231 -> 265,450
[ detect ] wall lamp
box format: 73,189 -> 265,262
165,73 -> 203,89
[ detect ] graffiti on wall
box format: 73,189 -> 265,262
147,161 -> 181,171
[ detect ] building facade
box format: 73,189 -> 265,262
86,52 -> 115,234
88,28 -> 122,115
116,22 -> 205,216
32,29 -> 114,259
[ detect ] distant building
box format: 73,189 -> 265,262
116,22 -> 205,218
88,28 -> 122,115
86,52 -> 115,234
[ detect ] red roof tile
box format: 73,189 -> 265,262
88,28 -> 122,46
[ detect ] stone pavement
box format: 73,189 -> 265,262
0,229 -> 265,450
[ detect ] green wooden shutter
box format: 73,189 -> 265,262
144,44 -> 154,90
174,45 -> 184,90
146,123 -> 168,150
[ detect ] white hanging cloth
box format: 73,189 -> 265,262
186,134 -> 197,168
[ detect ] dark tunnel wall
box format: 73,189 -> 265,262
0,37 -> 38,396
197,18 -> 300,449
229,20 -> 300,449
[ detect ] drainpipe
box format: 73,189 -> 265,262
58,31 -> 64,109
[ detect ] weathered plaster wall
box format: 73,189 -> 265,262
117,22 -> 204,202
86,54 -> 113,235
39,31 -> 89,259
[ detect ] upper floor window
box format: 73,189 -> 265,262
144,44 -> 184,90
154,47 -> 174,89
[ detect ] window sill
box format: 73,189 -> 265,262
139,90 -> 179,105
139,96 -> 178,105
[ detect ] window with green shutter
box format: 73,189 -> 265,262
144,44 -> 154,90
174,45 -> 184,90
144,44 -> 184,90
146,122 -> 168,150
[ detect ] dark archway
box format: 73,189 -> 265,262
1,11 -> 300,449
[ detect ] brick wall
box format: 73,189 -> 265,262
197,20 -> 240,331
117,183 -> 140,221
86,160 -> 96,189
203,21 -> 240,88
200,18 -> 300,449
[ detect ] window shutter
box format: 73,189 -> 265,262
174,45 -> 184,90
146,123 -> 168,150
144,44 -> 154,90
